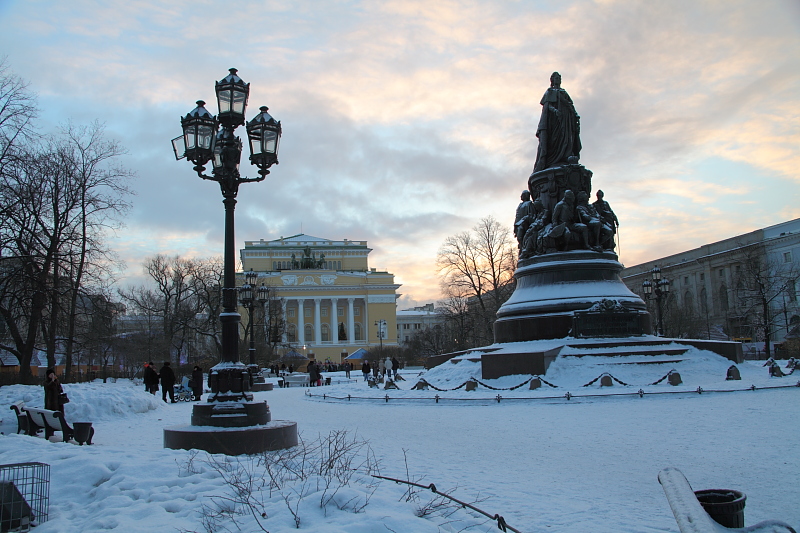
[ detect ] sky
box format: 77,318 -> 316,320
1,0 -> 799,308
0,354 -> 798,531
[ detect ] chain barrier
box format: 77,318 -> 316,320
582,372 -> 630,387
417,379 -> 469,392
371,474 -> 522,533
304,380 -> 800,404
649,369 -> 679,386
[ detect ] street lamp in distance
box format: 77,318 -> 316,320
642,265 -> 671,336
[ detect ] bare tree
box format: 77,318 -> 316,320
0,58 -> 37,174
436,216 -> 516,348
0,121 -> 131,382
733,244 -> 800,358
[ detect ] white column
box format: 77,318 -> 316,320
297,298 -> 305,344
314,298 -> 322,345
347,298 -> 356,343
281,300 -> 288,343
330,298 -> 338,344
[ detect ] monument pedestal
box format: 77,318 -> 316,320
495,250 -> 650,343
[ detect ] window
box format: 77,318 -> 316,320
304,308 -> 311,318
288,308 -> 295,318
719,269 -> 724,277
305,324 -> 314,341
287,324 -> 297,342
784,251 -> 793,263
700,273 -> 705,281
403,324 -> 409,330
322,308 -> 328,317
354,323 -> 363,341
354,307 -> 360,316
719,284 -> 729,312
684,276 -> 689,284
789,282 -> 797,303
321,324 -> 330,341
338,308 -> 344,316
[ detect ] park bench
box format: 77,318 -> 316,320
9,402 -> 93,444
282,374 -> 310,387
9,401 -> 29,434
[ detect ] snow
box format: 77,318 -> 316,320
0,350 -> 798,532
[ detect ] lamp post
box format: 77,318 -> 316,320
165,69 -> 296,455
238,269 -> 259,366
642,265 -> 670,336
257,283 -> 270,352
374,319 -> 386,353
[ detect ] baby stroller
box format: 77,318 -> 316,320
173,376 -> 194,402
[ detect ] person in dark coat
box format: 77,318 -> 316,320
362,361 -> 370,381
307,361 -> 317,387
159,361 -> 176,403
391,357 -> 400,379
143,362 -> 159,394
191,365 -> 204,401
43,368 -> 65,412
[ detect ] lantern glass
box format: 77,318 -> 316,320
262,129 -> 279,155
215,68 -> 250,127
212,135 -> 223,170
240,284 -> 253,303
171,136 -> 185,160
198,124 -> 214,150
258,284 -> 269,303
652,266 -> 662,281
662,279 -> 671,293
642,279 -> 653,295
246,270 -> 258,286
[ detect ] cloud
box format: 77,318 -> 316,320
1,0 -> 798,303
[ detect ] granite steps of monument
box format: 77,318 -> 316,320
477,336 -> 741,379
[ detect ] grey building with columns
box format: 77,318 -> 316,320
621,218 -> 800,353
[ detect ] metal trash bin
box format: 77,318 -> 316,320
695,489 -> 746,528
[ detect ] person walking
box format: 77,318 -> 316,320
392,357 -> 400,380
191,365 -> 204,401
43,368 -> 65,412
362,361 -> 370,381
159,361 -> 176,403
307,361 -> 317,387
144,361 -> 159,395
384,357 -> 393,381
344,362 -> 351,379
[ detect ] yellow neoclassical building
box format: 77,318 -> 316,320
239,234 -> 400,362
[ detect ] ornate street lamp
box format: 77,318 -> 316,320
239,270 -> 258,366
166,69 -> 294,455
374,319 -> 386,353
642,265 -> 670,336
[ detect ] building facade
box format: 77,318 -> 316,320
239,234 -> 400,362
396,303 -> 445,345
621,218 -> 800,354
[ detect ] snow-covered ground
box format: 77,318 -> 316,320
0,349 -> 798,532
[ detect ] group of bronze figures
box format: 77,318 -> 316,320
514,72 -> 619,259
514,187 -> 618,258
290,246 -> 326,269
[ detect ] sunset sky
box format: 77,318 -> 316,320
1,0 -> 798,308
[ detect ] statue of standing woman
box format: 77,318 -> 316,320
533,72 -> 581,173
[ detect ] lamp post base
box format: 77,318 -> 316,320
164,421 -> 298,455
163,362 -> 298,455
